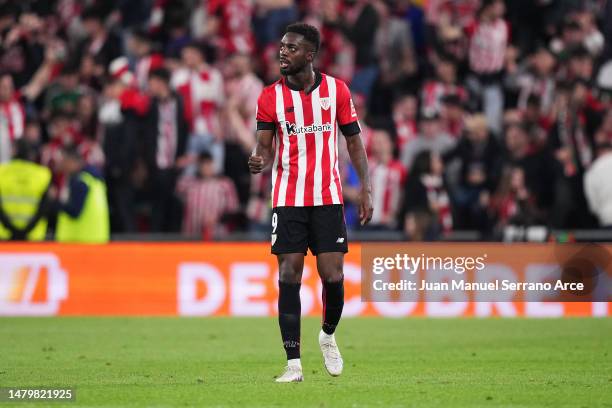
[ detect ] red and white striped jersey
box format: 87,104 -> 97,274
135,53 -> 164,91
172,67 -> 224,137
421,80 -> 467,115
0,97 -> 25,142
177,175 -> 239,236
467,19 -> 509,74
207,0 -> 255,54
256,72 -> 361,208
370,159 -> 406,227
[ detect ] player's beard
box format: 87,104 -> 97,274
280,60 -> 306,76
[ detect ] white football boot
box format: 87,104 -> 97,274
275,360 -> 303,383
319,330 -> 343,376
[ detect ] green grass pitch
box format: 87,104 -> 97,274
0,317 -> 610,407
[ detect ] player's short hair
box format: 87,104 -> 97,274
285,23 -> 321,53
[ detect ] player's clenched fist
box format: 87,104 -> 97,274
248,155 -> 264,174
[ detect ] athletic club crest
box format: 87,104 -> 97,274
320,97 -> 331,110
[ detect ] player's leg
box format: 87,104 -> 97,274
309,205 -> 348,376
272,207 -> 308,383
316,252 -> 345,336
277,253 -> 304,376
315,252 -> 345,376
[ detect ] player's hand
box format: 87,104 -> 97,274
248,155 -> 264,174
359,188 -> 373,226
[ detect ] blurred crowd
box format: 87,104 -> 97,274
0,0 -> 612,241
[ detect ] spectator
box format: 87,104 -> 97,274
0,73 -> 24,162
43,64 -> 82,116
76,92 -> 100,141
562,46 -> 594,82
520,96 -> 550,148
223,52 -> 264,206
40,111 -> 80,179
550,20 -> 586,58
444,113 -> 502,230
373,0 -> 417,91
594,109 -> 612,146
253,0 -> 298,47
401,111 -> 455,169
549,80 -> 602,182
223,53 -> 264,153
99,60 -> 148,233
127,29 -> 165,91
584,143 -> 612,227
507,46 -> 557,115
77,6 -> 122,73
351,92 -> 374,154
145,67 -> 189,233
392,93 -> 419,154
575,8 -> 604,57
176,151 -> 239,240
0,52 -> 52,163
0,139 -> 52,241
439,93 -> 465,139
503,123 -> 556,215
367,129 -> 406,230
23,117 -> 42,146
490,165 -> 542,238
466,0 -> 509,135
425,0 -> 480,29
0,12 -> 46,88
55,144 -> 109,243
431,24 -> 469,79
171,41 -> 225,174
205,0 -> 255,56
305,0 -> 355,83
75,93 -> 105,171
421,56 -> 467,116
156,0 -> 193,59
246,168 -> 273,233
401,150 -> 452,241
323,0 -> 379,96
548,79 -> 602,228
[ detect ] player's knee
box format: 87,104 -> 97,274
321,269 -> 343,283
278,260 -> 302,283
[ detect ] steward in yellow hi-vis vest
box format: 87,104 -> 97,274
55,145 -> 110,243
0,140 -> 52,241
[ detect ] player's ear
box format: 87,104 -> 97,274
307,49 -> 315,63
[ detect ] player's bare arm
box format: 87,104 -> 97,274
345,133 -> 373,226
248,128 -> 274,174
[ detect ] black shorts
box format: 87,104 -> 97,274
271,205 -> 348,255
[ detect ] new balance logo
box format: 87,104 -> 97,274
283,121 -> 333,136
286,106 -> 294,113
336,237 -> 345,243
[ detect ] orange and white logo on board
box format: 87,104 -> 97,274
0,254 -> 68,316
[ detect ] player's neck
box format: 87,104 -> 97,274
286,67 -> 316,93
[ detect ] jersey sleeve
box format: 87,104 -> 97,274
336,80 -> 361,136
256,88 -> 276,131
